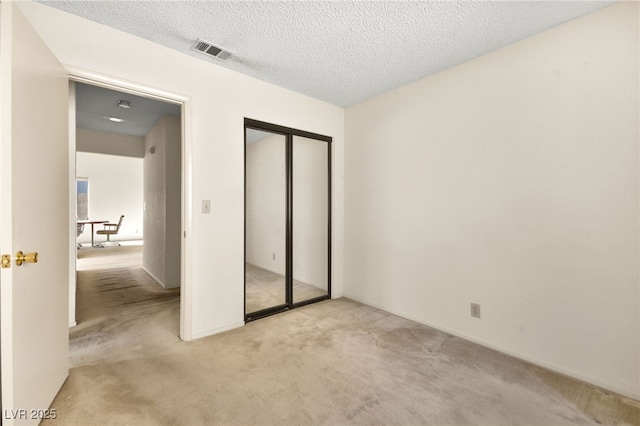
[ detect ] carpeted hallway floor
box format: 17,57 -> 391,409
47,245 -> 639,425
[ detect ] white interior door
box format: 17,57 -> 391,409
1,3 -> 70,424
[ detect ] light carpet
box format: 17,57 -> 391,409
46,245 -> 639,425
245,263 -> 328,314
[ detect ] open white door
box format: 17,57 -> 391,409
1,2 -> 69,424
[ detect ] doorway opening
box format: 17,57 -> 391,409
70,80 -> 185,352
244,118 -> 332,321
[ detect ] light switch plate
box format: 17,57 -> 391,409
202,200 -> 211,213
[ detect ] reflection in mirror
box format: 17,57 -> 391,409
245,129 -> 287,314
292,135 -> 329,304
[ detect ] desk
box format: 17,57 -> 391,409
77,220 -> 107,247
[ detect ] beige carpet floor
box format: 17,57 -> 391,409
245,263 -> 328,313
47,245 -> 640,425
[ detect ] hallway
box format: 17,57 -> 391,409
71,244 -> 180,367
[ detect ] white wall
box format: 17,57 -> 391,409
18,1 -> 345,339
77,127 -> 144,158
76,152 -> 143,243
345,2 -> 639,399
143,115 -> 181,288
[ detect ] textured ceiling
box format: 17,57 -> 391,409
41,1 -> 615,107
76,82 -> 180,137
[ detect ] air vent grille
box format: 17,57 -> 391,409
191,39 -> 233,61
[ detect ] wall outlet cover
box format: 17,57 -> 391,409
470,303 -> 481,318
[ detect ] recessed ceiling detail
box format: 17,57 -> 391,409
191,38 -> 233,61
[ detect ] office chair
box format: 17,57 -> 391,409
96,215 -> 124,247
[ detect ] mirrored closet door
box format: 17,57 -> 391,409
245,119 -> 331,321
244,128 -> 287,315
292,135 -> 329,305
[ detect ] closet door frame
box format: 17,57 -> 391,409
244,118 -> 332,322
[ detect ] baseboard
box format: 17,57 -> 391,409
140,266 -> 180,289
190,321 -> 244,340
343,295 -> 640,401
141,266 -> 164,287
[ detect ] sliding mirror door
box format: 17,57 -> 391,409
292,135 -> 330,304
245,128 -> 287,316
245,120 -> 331,321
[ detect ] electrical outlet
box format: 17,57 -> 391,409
272,253 -> 276,260
470,303 -> 481,319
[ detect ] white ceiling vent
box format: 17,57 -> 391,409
191,38 -> 233,61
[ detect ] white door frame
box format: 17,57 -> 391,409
66,66 -> 193,341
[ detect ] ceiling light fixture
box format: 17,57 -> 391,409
117,100 -> 132,109
108,117 -> 124,123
